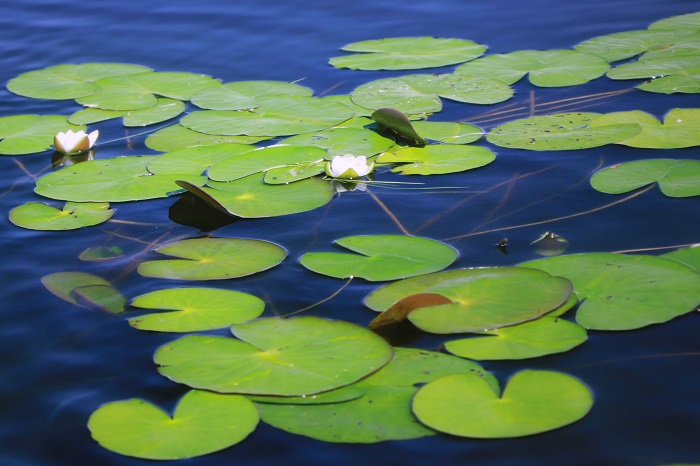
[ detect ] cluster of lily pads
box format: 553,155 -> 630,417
2,10 -> 700,462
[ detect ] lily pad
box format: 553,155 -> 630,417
587,109 -> 700,148
137,237 -> 286,281
282,126 -> 396,158
376,144 -> 495,175
607,55 -> 700,94
69,98 -> 186,127
575,29 -> 698,62
663,246 -> 700,272
300,235 -> 458,281
521,253 -> 700,330
256,347 -> 496,443
34,156 -> 206,202
78,246 -> 124,262
590,159 -> 700,197
650,12 -> 700,31
444,316 -> 588,360
370,108 -> 427,145
329,37 -> 487,70
144,125 -> 269,152
129,287 -> 264,332
41,271 -> 125,314
412,370 -> 593,438
154,316 -> 394,396
88,390 -> 258,460
0,115 -> 83,155
365,267 -> 572,334
411,120 -> 483,144
146,143 -> 257,176
9,201 -> 114,230
455,49 -> 610,87
191,80 -> 313,110
486,112 -> 642,151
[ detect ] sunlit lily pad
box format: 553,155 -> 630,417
590,159 -> 700,197
521,253 -> 700,330
144,125 -> 269,152
7,63 -> 151,100
607,56 -> 700,93
587,109 -> 700,148
351,73 -> 513,114
207,144 -> 327,181
444,316 -> 588,360
76,71 -> 221,111
365,267 -> 572,334
177,175 -> 334,218
129,287 -> 264,332
370,107 -> 427,145
455,49 -> 610,86
282,127 -> 395,158
411,120 -> 483,144
412,370 -> 593,438
69,98 -> 185,126
640,32 -> 700,61
329,37 -> 486,70
486,112 -> 642,150
181,95 -> 355,137
9,201 -> 113,230
88,390 -> 258,460
41,271 -> 125,314
256,347 -> 496,443
0,115 -> 83,155
146,143 -> 257,176
663,246 -> 700,272
155,316 -> 394,396
34,156 -> 206,202
376,144 -> 495,175
191,80 -> 313,110
650,12 -> 700,31
300,235 -> 458,281
137,237 -> 286,280
575,29 -> 697,62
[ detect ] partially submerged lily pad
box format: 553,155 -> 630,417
376,144 -> 495,175
590,159 -> 700,197
9,201 -> 114,230
41,271 -> 125,314
0,115 -> 84,155
370,108 -> 427,145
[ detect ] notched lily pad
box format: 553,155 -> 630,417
590,159 -> 700,197
69,98 -> 186,127
0,115 -> 84,155
191,80 -> 313,110
607,56 -> 700,94
376,144 -> 495,175
145,124 -> 269,152
282,126 -> 395,159
9,201 -> 113,230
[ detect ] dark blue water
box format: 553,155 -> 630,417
1,1 -> 699,465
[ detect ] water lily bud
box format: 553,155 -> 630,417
325,154 -> 374,179
54,129 -> 99,155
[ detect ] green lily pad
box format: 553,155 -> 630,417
263,160 -> 327,184
411,120 -> 483,144
300,235 -> 458,281
0,115 -> 84,155
370,108 -> 427,145
88,390 -> 258,460
650,12 -> 700,31
486,112 -> 642,151
350,73 -> 513,115
76,71 -> 221,111
444,316 -> 588,360
69,98 -> 185,127
282,126 -> 396,158
329,37 -> 486,70
144,125 -> 269,152
256,347 -> 496,443
154,316 -> 394,396
376,144 -> 495,175
191,80 -> 313,110
365,267 -> 572,334
640,32 -> 700,61
521,253 -> 700,330
41,271 -> 125,314
7,63 -> 151,100
34,156 -> 206,202
146,143 -> 257,176
180,95 -> 355,137
412,370 -> 593,438
78,246 -> 124,262
607,56 -> 700,94
663,246 -> 700,272
129,287 -> 264,332
137,237 -> 286,281
575,29 -> 698,62
590,159 -> 700,197
9,201 -> 114,230
587,109 -> 700,148
455,49 -> 610,87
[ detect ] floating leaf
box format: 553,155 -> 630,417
78,246 -> 124,262
300,235 -> 458,281
181,95 -> 355,137
191,80 -> 313,110
521,253 -> 700,330
376,144 -> 495,175
146,143 -> 257,176
329,37 -> 486,70
455,49 -> 610,86
41,271 -> 125,314
88,390 -> 258,460
365,267 -> 572,334
34,156 -> 206,202
588,109 -> 700,148
444,316 -> 588,360
607,56 -> 700,93
649,12 -> 700,31
154,316 -> 394,396
257,347 -> 496,443
207,145 -> 327,182
69,98 -> 185,127
9,201 -> 113,230
413,370 -> 593,438
663,246 -> 700,272
590,159 -> 700,197
575,29 -> 698,62
411,120 -> 483,144
137,237 -> 286,281
129,287 -> 264,332
369,293 -> 453,331
283,126 -> 396,158
371,108 -> 427,145
7,63 -> 151,100
0,115 -> 83,155
263,161 -> 326,184
144,125 -> 269,152
486,112 -> 642,150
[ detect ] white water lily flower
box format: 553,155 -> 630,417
325,154 -> 374,179
54,129 -> 99,155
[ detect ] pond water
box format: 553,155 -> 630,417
1,0 -> 699,465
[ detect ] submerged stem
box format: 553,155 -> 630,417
283,276 -> 355,317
